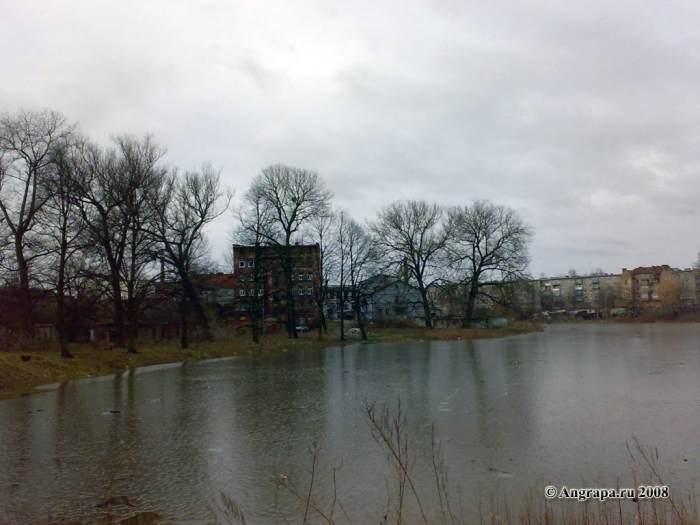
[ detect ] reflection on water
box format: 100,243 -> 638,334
1,324 -> 700,523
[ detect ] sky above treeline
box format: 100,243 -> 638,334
2,1 -> 700,277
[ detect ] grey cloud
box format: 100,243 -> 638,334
4,0 -> 700,275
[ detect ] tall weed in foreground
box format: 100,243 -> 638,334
2,401 -> 698,525
273,398 -> 700,525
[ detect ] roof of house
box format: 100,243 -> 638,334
366,279 -> 420,296
201,273 -> 240,289
628,265 -> 673,276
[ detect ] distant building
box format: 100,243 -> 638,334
363,279 -> 425,321
537,273 -> 621,313
677,268 -> 700,309
325,285 -> 352,320
225,244 -> 321,328
324,275 -> 428,323
620,266 -> 681,313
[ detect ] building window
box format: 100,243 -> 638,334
258,289 -> 264,296
291,274 -> 295,281
249,289 -> 254,296
299,317 -> 305,325
298,274 -> 304,282
307,273 -> 312,281
307,287 -> 313,295
248,260 -> 254,268
239,289 -> 245,296
238,303 -> 247,311
239,261 -> 245,268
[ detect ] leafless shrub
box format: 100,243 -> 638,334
274,428 -> 353,525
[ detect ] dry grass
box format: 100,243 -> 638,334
2,397 -> 697,525
0,322 -> 542,400
271,399 -> 699,525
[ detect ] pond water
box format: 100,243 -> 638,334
1,323 -> 700,523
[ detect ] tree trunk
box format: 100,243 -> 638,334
250,245 -> 263,345
110,272 -> 126,348
56,257 -> 73,358
15,239 -> 34,339
251,293 -> 260,345
352,290 -> 367,341
180,296 -> 189,349
56,292 -> 72,358
251,320 -> 259,344
339,286 -> 346,341
284,254 -> 298,339
126,327 -> 138,353
417,283 -> 433,329
125,283 -> 138,354
316,298 -> 325,340
181,273 -> 213,342
126,310 -> 138,354
464,280 -> 479,328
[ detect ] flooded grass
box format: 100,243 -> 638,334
2,395 -> 697,525
0,321 -> 541,399
3,438 -> 696,525
264,401 -> 700,525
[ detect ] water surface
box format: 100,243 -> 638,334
1,323 -> 699,523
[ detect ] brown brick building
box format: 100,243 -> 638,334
228,244 -> 320,328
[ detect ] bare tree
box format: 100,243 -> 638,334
73,135 -> 167,351
119,136 -> 171,353
446,200 -> 533,327
307,211 -> 337,339
370,200 -> 450,329
335,209 -> 350,341
338,212 -> 375,340
150,163 -> 231,348
232,190 -> 278,344
0,109 -> 76,337
243,164 -> 332,338
37,137 -> 90,357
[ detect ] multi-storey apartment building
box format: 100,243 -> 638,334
537,273 -> 621,312
620,266 -> 682,312
533,265 -> 699,315
225,244 -> 320,328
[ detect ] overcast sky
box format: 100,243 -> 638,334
3,0 -> 700,277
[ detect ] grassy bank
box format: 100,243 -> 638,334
0,321 -> 541,399
546,310 -> 700,324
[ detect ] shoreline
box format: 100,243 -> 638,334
0,322 -> 541,400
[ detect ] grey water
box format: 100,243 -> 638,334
1,323 -> 700,523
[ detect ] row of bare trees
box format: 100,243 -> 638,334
369,199 -> 533,329
0,108 -> 533,353
0,109 -> 231,355
232,165 -> 533,341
